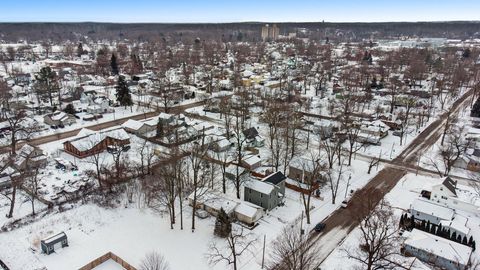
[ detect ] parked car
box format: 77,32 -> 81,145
314,222 -> 326,232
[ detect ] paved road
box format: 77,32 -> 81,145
0,100 -> 206,154
310,88 -> 475,266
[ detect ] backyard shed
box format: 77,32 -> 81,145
41,232 -> 68,255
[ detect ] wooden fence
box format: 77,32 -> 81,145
78,251 -> 137,270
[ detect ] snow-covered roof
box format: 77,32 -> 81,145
411,198 -> 455,221
121,119 -> 144,131
244,179 -> 275,194
235,202 -> 263,218
440,215 -> 470,236
242,155 -> 261,166
67,128 -> 130,152
404,229 -> 472,266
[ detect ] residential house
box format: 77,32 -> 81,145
244,172 -> 286,211
241,155 -> 262,170
410,197 -> 455,225
14,144 -> 47,170
63,128 -> 130,158
121,119 -> 157,136
14,73 -> 31,85
242,127 -> 265,148
402,229 -> 472,270
430,176 -> 479,213
43,111 -> 77,127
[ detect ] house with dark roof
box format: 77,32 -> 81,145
243,172 -> 286,211
431,177 -> 457,203
242,127 -> 265,147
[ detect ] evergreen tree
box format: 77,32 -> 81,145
436,223 -> 443,236
111,53 -> 119,75
457,234 -> 462,243
214,208 -> 232,238
64,103 -> 76,115
399,214 -> 405,228
471,97 -> 480,118
446,229 -> 451,239
426,220 -> 430,232
469,236 -> 474,246
115,76 -> 133,109
77,43 -> 84,57
156,119 -> 164,138
472,240 -> 476,251
410,215 -> 415,230
462,235 -> 468,245
451,231 -> 457,242
421,220 -> 426,231
35,66 -> 58,111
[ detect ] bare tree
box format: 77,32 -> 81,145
139,251 -> 171,270
267,224 -> 320,270
83,139 -> 106,190
343,199 -> 409,270
206,227 -> 257,270
0,157 -> 22,218
147,163 -> 177,229
138,139 -> 156,176
326,161 -> 347,204
1,108 -> 40,155
430,126 -> 471,177
185,132 -> 210,232
231,112 -> 248,199
299,151 -> 325,224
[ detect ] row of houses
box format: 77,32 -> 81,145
403,177 -> 478,270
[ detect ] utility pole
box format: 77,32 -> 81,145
261,234 -> 266,269
344,174 -> 352,198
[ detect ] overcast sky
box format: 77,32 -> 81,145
1,0 -> 479,23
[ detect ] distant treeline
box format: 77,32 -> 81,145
0,21 -> 479,43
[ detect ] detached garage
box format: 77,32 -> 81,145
234,202 -> 264,226
41,232 -> 68,255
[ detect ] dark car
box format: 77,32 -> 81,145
314,222 -> 326,232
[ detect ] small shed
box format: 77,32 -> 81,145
234,202 -> 264,226
41,232 -> 68,255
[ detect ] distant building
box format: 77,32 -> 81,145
261,24 -> 280,41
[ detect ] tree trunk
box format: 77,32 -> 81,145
7,185 -> 16,218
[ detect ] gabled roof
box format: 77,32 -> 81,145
263,171 -> 286,186
442,176 -> 457,196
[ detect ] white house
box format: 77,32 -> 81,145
410,198 -> 455,225
430,177 -> 480,213
402,229 -> 472,270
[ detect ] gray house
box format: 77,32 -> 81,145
41,232 -> 68,255
244,172 -> 286,211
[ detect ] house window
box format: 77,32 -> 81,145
260,194 -> 263,198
